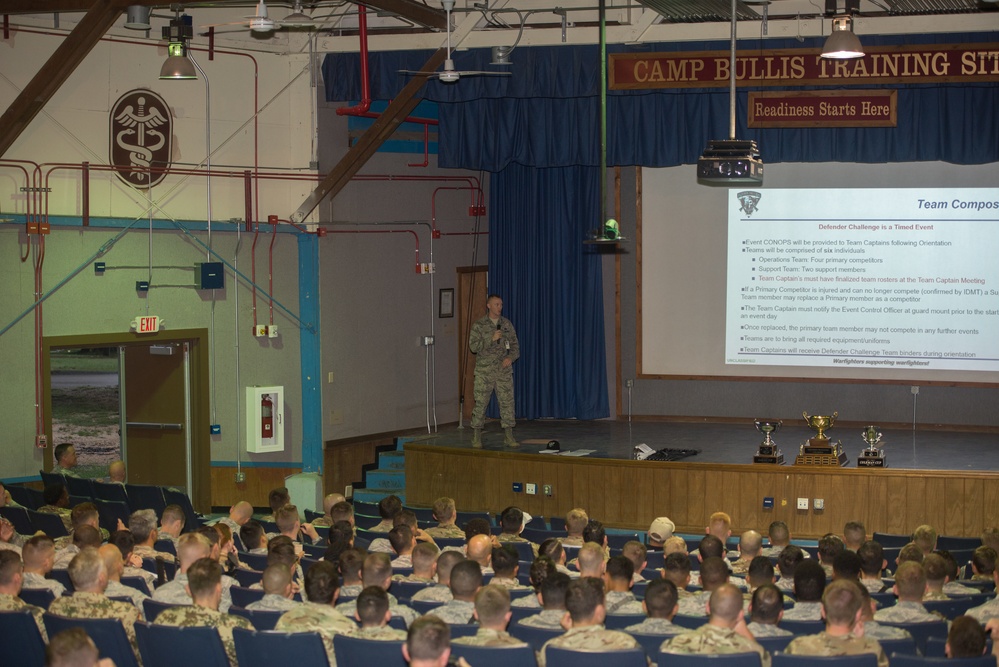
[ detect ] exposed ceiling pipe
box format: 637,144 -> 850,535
336,5 -> 371,116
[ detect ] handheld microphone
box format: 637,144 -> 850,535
496,322 -> 502,331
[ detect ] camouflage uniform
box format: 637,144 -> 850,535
245,593 -> 300,612
123,565 -> 157,590
336,597 -> 417,627
339,583 -> 363,598
37,505 -> 73,533
781,601 -> 823,620
390,554 -> 412,569
747,622 -> 792,637
425,599 -> 475,624
158,531 -> 181,547
425,524 -> 465,539
22,571 -> 65,597
453,628 -> 527,647
561,536 -> 584,547
52,545 -> 79,570
512,594 -> 542,609
312,516 -> 333,528
662,624 -> 770,667
212,516 -> 242,537
677,590 -> 711,617
520,609 -> 568,629
105,579 -> 149,614
863,621 -> 913,641
469,313 -> 519,429
965,595 -> 999,623
367,538 -> 394,554
538,624 -> 639,667
730,559 -> 753,576
369,520 -> 394,533
0,593 -> 48,640
490,576 -> 529,591
623,617 -> 684,637
153,573 -> 236,613
275,602 -> 357,666
354,625 -> 408,640
785,631 -> 888,667
924,590 -> 950,601
134,544 -> 176,564
49,591 -> 140,661
51,465 -> 80,478
873,600 -> 942,623
606,590 -> 644,615
944,581 -> 982,596
861,578 -> 888,593
775,578 -> 795,593
411,585 -> 453,603
496,533 -> 539,557
154,604 -> 252,667
392,574 -> 435,584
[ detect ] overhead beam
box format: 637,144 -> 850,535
359,0 -> 447,30
290,48 -> 447,223
0,0 -> 125,158
0,0 -> 158,13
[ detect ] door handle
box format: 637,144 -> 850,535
125,422 -> 183,431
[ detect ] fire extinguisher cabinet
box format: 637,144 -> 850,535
246,386 -> 284,453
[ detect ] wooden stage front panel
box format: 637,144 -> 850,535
405,444 -> 999,538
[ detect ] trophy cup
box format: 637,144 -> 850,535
796,411 -> 847,466
857,425 -> 887,468
753,419 -> 784,464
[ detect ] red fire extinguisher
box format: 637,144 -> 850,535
261,394 -> 273,439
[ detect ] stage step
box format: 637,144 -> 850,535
349,437 -> 409,506
378,451 -> 406,470
365,468 -> 404,489
353,487 -> 405,504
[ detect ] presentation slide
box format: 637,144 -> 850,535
726,188 -> 999,372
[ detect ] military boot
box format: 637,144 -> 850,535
472,429 -> 483,448
504,427 -> 519,448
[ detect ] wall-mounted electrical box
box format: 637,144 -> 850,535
246,385 -> 284,453
196,262 -> 225,290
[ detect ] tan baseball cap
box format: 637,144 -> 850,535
648,517 -> 675,543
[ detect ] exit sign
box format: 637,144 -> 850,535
132,315 -> 160,333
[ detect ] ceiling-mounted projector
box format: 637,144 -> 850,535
697,140 -> 764,186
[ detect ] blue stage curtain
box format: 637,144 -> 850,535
485,164 -> 609,421
322,31 -> 999,169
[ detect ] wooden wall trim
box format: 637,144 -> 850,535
405,444 -> 999,539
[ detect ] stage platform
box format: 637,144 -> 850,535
402,420 -> 999,539
406,420 -> 999,471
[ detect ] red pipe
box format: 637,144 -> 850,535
431,185 -> 487,237
408,125 -> 430,168
268,214 -> 278,324
251,222 -> 260,328
336,5 -> 371,117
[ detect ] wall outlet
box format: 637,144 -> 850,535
253,325 -> 267,337
526,483 -> 537,495
797,497 -> 809,510
543,484 -> 553,496
814,498 -> 825,510
911,385 -> 920,395
267,325 -> 279,338
345,484 -> 353,499
625,379 -> 634,388
234,471 -> 246,483
422,336 -> 435,346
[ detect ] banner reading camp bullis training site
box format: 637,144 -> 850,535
609,43 -> 999,90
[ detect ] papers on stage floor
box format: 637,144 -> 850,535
538,449 -> 596,457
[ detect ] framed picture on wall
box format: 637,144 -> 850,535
439,288 -> 454,318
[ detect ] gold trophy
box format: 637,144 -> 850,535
857,425 -> 887,468
753,419 -> 784,464
796,411 -> 847,466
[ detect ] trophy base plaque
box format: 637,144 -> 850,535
795,440 -> 847,466
753,445 -> 784,465
858,450 -> 887,468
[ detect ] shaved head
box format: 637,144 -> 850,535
467,535 -> 493,566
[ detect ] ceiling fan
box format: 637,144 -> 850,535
399,0 -> 512,83
201,0 -> 316,35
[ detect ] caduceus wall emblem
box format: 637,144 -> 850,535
109,89 -> 172,189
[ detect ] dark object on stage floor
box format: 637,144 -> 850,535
753,419 -> 784,465
646,448 -> 700,462
858,425 -> 887,468
797,411 -> 847,466
547,440 -> 561,452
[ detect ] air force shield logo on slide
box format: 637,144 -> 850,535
110,89 -> 172,189
737,190 -> 762,217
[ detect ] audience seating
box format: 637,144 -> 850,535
43,612 -> 139,667
629,632 -> 671,662
46,569 -> 73,592
509,605 -> 539,625
4,484 -> 42,509
455,510 -> 493,526
153,539 -> 177,556
434,537 -> 466,549
141,557 -> 176,582
779,619 -> 826,635
889,656 -> 995,667
68,494 -> 91,508
19,588 -> 57,609
142,598 -> 182,621
352,500 -> 380,516
878,636 -> 918,656
0,506 -> 34,535
233,627 -> 330,667
687,554 -> 701,571
392,580 -> 432,599
121,575 -> 152,596
658,652 -> 762,667
671,614 -> 708,630
96,500 -> 130,534
230,606 -> 283,631
239,552 -> 269,571
645,551 -> 665,569
93,481 -> 130,506
354,514 -> 381,530
135,620 -> 229,667
604,613 -> 646,630
924,636 -> 993,658
231,568 -> 264,588
546,646 -> 647,667
923,595 -> 986,619
448,623 -> 480,638
506,541 -> 536,562
124,484 -> 167,518
879,620 -> 949,654
304,509 -> 322,523
549,517 -> 566,531
937,535 -> 982,551
756,634 -> 795,654
0,610 -> 48,665
871,592 -> 896,608
404,506 -> 435,523
409,599 -> 445,615
39,471 -> 65,489
872,532 -> 911,548
509,621 -> 563,651
333,633 -> 407,667
64,475 -> 96,499
230,586 -> 267,608
26,509 -> 69,538
607,533 -> 641,550
522,527 -> 558,544
450,642 -> 538,667
773,654 -> 877,667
